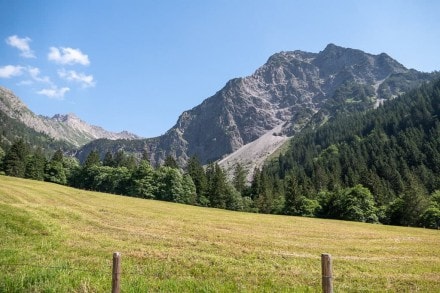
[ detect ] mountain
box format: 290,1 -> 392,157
0,105 -> 73,156
77,44 -> 436,173
0,86 -> 141,148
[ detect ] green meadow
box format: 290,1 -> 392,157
0,175 -> 439,292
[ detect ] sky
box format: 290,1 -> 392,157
0,0 -> 439,138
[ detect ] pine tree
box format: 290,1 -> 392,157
84,150 -> 101,168
180,174 -> 197,205
141,150 -> 150,162
103,151 -> 115,167
25,147 -> 46,181
114,150 -> 126,167
3,139 -> 29,178
0,146 -> 5,171
233,163 -> 247,195
52,149 -> 64,162
164,155 -> 179,169
249,168 -> 262,200
186,155 -> 208,205
206,163 -> 228,208
45,150 -> 67,185
284,173 -> 300,215
125,154 -> 137,171
254,171 -> 275,214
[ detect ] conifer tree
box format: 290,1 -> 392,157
45,149 -> 67,185
84,150 -> 101,168
103,151 -> 115,167
284,173 -> 300,215
164,155 -> 179,169
25,147 -> 46,181
3,139 -> 29,178
52,149 -> 64,162
233,163 -> 247,195
206,163 -> 228,208
141,150 -> 150,162
186,155 -> 208,204
180,174 -> 197,205
249,168 -> 262,200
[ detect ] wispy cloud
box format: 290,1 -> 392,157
6,35 -> 35,58
58,69 -> 95,88
48,47 -> 90,66
17,80 -> 33,86
13,67 -> 52,86
37,86 -> 70,99
27,66 -> 51,84
0,65 -> 24,78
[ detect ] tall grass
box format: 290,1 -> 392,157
0,175 -> 439,292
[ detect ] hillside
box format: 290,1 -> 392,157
76,44 -> 435,171
0,86 -> 140,148
0,106 -> 75,156
1,175 -> 439,292
261,77 -> 440,226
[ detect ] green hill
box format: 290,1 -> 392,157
0,175 -> 439,292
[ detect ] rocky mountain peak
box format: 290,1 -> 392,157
51,113 -> 80,122
314,44 -> 408,81
149,45 -> 420,164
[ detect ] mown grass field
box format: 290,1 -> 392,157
0,175 -> 439,292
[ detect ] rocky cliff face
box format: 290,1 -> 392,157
0,87 -> 140,147
77,44 -> 435,170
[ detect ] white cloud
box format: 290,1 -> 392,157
6,35 -> 35,58
58,69 -> 95,88
17,80 -> 33,86
48,47 -> 90,66
15,67 -> 52,86
0,65 -> 24,78
27,66 -> 51,84
37,86 -> 70,99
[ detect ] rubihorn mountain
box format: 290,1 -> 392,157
76,44 -> 435,176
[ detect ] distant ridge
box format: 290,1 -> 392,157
0,86 -> 141,147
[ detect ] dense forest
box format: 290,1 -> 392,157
261,77 -> 440,228
2,78 -> 440,229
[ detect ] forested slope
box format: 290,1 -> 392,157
262,78 -> 440,227
0,110 -> 74,157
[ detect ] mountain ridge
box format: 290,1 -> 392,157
0,86 -> 141,148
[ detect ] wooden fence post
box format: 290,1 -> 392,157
321,253 -> 333,293
112,252 -> 121,293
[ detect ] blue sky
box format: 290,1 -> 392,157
1,0 -> 439,138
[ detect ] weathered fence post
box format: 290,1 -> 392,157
321,253 -> 333,293
112,252 -> 121,293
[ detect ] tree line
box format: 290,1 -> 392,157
0,142 -> 255,211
